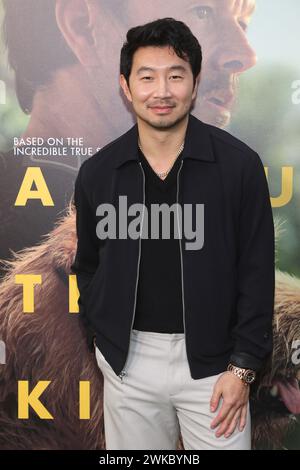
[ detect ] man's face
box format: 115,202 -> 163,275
120,46 -> 199,131
92,0 -> 256,129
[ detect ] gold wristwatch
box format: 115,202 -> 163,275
227,363 -> 256,385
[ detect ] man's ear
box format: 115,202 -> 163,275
119,74 -> 132,103
192,72 -> 201,100
55,0 -> 99,66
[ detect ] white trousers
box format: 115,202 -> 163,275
95,329 -> 251,450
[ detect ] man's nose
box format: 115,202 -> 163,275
214,25 -> 257,74
153,77 -> 173,98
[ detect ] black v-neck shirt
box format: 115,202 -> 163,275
132,147 -> 184,333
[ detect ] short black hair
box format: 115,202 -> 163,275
120,17 -> 202,88
2,0 -> 77,114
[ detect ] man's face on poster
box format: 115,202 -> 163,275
91,0 -> 256,129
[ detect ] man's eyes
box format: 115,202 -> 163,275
141,76 -> 183,80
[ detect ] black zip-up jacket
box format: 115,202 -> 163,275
71,113 -> 275,380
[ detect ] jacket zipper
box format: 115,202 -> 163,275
176,159 -> 190,372
118,161 -> 146,382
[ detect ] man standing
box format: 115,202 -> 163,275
71,18 -> 275,450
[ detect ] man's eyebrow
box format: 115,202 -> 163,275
136,65 -> 188,75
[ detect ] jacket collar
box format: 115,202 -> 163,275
113,113 -> 215,169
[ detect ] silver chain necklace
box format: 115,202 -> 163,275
138,138 -> 184,179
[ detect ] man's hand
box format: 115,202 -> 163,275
209,371 -> 250,438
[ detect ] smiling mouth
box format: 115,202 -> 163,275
149,106 -> 174,114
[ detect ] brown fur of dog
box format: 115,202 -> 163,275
0,204 -> 299,449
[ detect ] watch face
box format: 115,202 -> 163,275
244,370 -> 256,383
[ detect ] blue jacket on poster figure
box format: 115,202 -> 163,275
71,112 -> 275,381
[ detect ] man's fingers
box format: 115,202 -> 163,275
223,407 -> 241,438
210,386 -> 222,412
214,406 -> 239,437
239,403 -> 248,431
210,400 -> 236,429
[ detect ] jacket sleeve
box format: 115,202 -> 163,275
229,351 -> 264,371
230,151 -> 275,372
70,162 -> 99,351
